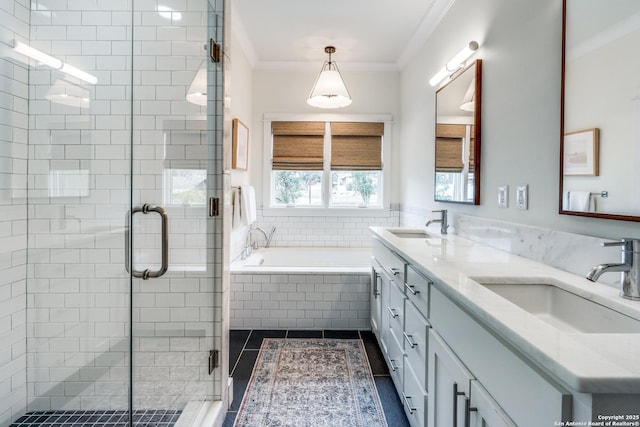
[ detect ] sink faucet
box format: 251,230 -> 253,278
426,209 -> 448,235
242,226 -> 276,259
586,238 -> 640,300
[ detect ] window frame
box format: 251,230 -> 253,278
262,113 -> 392,216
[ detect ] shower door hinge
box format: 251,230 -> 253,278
209,197 -> 220,217
209,39 -> 221,63
209,349 -> 219,375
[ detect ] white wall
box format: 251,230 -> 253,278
250,68 -> 402,208
400,0 -> 640,239
228,30 -> 253,259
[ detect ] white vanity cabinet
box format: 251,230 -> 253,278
371,234 -> 574,427
371,238 -> 431,427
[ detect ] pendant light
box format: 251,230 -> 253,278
459,77 -> 476,112
186,60 -> 207,106
307,46 -> 352,109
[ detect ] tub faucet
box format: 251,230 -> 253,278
586,238 -> 640,300
242,226 -> 277,259
426,210 -> 448,235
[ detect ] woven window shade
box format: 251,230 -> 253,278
435,124 -> 467,173
435,138 -> 464,172
330,122 -> 383,171
272,121 -> 325,170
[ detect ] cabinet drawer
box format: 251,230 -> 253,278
403,359 -> 428,427
405,265 -> 431,317
373,238 -> 406,285
388,280 -> 405,343
387,327 -> 404,389
404,299 -> 429,387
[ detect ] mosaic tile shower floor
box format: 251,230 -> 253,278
11,409 -> 182,427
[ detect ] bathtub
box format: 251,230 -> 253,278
230,247 -> 372,329
231,247 -> 371,273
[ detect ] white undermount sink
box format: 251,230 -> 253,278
388,228 -> 436,239
477,280 -> 640,334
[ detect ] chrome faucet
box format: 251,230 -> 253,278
426,209 -> 448,235
242,226 -> 277,259
586,238 -> 640,300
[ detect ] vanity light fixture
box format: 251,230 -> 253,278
12,40 -> 98,85
429,41 -> 479,87
307,46 -> 352,109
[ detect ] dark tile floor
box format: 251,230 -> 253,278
223,329 -> 410,427
10,409 -> 182,427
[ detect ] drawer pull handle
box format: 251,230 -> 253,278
403,332 -> 417,348
465,396 -> 477,427
389,267 -> 401,276
388,358 -> 398,372
402,393 -> 416,414
387,307 -> 399,318
404,282 -> 419,295
453,382 -> 466,427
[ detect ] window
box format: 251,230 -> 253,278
268,119 -> 386,209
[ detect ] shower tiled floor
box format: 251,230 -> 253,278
223,329 -> 410,427
11,409 -> 182,427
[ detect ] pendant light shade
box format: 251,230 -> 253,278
459,77 -> 476,112
186,61 -> 207,106
307,46 -> 352,109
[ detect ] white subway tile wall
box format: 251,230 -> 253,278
230,273 -> 371,329
245,208 -> 400,251
0,1 -> 30,425
7,0 -> 228,419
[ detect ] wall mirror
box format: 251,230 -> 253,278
561,0 -> 640,221
435,59 -> 482,205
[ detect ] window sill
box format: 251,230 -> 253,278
261,207 -> 394,217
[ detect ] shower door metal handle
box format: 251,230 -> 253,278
125,204 -> 169,280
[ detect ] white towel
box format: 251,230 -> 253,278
232,188 -> 242,229
565,191 -> 595,212
240,185 -> 257,225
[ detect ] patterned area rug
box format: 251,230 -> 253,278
234,339 -> 388,427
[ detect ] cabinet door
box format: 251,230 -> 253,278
370,263 -> 382,335
469,380 -> 516,427
428,330 -> 474,427
378,267 -> 391,354
404,298 -> 429,387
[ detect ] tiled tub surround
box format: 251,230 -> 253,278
230,248 -> 371,329
229,208 -> 400,266
371,227 -> 640,420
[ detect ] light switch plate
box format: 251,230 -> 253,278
498,185 -> 508,208
516,184 -> 528,210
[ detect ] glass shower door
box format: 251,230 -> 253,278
129,0 -> 221,423
18,0 -> 223,425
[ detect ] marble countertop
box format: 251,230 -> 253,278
370,226 -> 640,394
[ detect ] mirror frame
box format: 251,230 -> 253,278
434,59 -> 482,205
559,0 -> 640,222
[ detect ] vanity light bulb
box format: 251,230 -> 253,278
446,41 -> 479,71
429,41 -> 479,87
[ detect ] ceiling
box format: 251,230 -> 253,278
231,0 -> 454,70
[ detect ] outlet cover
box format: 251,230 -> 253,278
516,185 -> 528,210
498,185 -> 508,208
